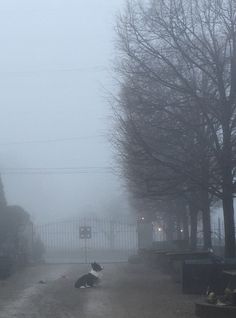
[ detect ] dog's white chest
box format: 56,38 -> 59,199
90,269 -> 102,278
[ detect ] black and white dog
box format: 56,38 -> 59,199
74,262 -> 103,288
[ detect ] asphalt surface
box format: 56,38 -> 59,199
0,263 -> 200,317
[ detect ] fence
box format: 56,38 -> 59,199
151,218 -> 236,252
34,216 -> 138,263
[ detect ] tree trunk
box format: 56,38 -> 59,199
176,214 -> 182,240
201,191 -> 212,249
165,213 -> 174,242
222,119 -> 236,258
179,202 -> 190,243
189,202 -> 198,250
182,212 -> 189,242
222,188 -> 236,257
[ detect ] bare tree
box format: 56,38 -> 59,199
115,0 -> 236,257
113,79 -> 214,249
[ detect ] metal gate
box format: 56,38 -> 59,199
34,216 -> 138,263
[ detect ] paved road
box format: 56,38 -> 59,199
0,263 -> 200,317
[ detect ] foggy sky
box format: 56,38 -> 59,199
0,0 -> 130,223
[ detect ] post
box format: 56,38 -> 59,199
84,237 -> 88,264
218,217 -> 222,246
137,218 -> 153,249
109,219 -> 115,249
79,225 -> 91,263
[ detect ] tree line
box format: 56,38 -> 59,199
113,0 -> 236,257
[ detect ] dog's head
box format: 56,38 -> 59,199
91,262 -> 103,272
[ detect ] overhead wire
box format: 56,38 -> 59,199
0,66 -> 107,75
0,135 -> 115,175
0,166 -> 118,175
0,135 -> 106,146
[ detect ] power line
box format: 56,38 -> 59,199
0,66 -> 107,75
1,171 -> 114,175
0,167 -> 115,170
1,166 -> 113,170
0,166 -> 118,175
0,135 -> 106,146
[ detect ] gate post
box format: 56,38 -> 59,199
109,220 -> 115,249
137,218 -> 153,249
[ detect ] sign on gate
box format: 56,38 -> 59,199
79,226 -> 92,239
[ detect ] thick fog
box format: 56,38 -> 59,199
0,0 -> 130,223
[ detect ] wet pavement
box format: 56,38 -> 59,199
0,263 -> 200,317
